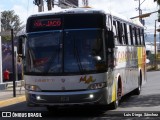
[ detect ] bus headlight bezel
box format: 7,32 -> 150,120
25,84 -> 41,92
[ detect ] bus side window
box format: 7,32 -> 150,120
142,29 -> 145,45
138,28 -> 141,45
124,23 -> 128,45
127,24 -> 131,45
121,23 -> 126,45
129,25 -> 133,45
106,15 -> 109,28
117,21 -> 123,45
113,20 -> 119,45
108,15 -> 112,30
134,27 -> 138,45
140,29 -> 144,45
132,26 -> 136,45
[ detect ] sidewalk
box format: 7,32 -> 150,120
0,84 -> 26,108
0,86 -> 25,101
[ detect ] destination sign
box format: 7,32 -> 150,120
33,18 -> 61,28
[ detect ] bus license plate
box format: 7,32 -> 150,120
60,96 -> 69,102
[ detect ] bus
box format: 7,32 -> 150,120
18,8 -> 146,110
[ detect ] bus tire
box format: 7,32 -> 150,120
110,78 -> 122,110
109,86 -> 121,109
109,98 -> 119,110
133,72 -> 142,95
134,80 -> 141,95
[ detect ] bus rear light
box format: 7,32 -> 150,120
25,84 -> 41,92
89,82 -> 106,90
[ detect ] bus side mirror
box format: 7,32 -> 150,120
146,59 -> 150,64
18,35 -> 26,59
107,31 -> 115,48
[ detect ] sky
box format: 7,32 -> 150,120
0,0 -> 159,34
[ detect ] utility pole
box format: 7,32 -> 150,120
11,28 -> 16,97
135,0 -> 146,24
137,0 -> 143,23
139,0 -> 142,22
82,0 -> 89,7
38,0 -> 44,12
33,0 -> 44,12
154,19 -> 158,69
47,0 -> 53,11
0,12 -> 3,84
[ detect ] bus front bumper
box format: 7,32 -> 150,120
25,88 -> 108,107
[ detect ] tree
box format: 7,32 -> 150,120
154,0 -> 160,5
1,10 -> 25,41
154,0 -> 160,21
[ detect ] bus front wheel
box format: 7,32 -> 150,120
110,87 -> 121,110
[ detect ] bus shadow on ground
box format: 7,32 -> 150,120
45,106 -> 107,117
0,102 -> 108,117
1,100 -> 160,120
1,92 -> 160,118
119,92 -> 160,108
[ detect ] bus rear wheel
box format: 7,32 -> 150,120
133,73 -> 142,95
133,79 -> 141,95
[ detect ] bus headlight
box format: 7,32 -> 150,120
89,82 -> 106,90
25,84 -> 41,92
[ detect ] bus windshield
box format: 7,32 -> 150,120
26,31 -> 63,73
25,29 -> 105,74
64,29 -> 104,73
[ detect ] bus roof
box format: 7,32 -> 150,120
29,8 -> 106,17
28,7 -> 143,28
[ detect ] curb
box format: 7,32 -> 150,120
0,96 -> 26,108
